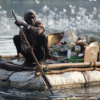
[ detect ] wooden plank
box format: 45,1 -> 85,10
0,55 -> 17,58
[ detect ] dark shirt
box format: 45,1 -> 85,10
19,20 -> 45,53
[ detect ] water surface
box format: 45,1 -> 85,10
0,0 -> 100,99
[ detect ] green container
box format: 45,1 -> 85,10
68,56 -> 84,63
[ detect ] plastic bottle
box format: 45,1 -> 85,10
67,50 -> 71,58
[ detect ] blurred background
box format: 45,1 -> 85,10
0,0 -> 100,55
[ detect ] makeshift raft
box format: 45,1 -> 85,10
0,32 -> 100,91
1,55 -> 100,91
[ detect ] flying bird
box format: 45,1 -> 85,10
35,0 -> 40,4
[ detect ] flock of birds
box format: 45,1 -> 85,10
0,2 -> 99,33
37,5 -> 100,33
35,0 -> 97,4
0,0 -> 99,55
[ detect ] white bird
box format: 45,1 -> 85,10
5,25 -> 10,30
41,5 -> 49,13
69,3 -> 76,9
54,7 -> 58,11
35,0 -> 40,4
89,0 -> 92,1
0,6 -> 2,9
63,9 -> 66,13
69,5 -> 72,8
71,8 -> 75,14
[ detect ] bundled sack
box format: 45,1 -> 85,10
60,29 -> 77,50
60,29 -> 77,43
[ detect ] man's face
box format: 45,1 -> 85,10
26,13 -> 36,26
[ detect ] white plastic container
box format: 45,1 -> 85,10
67,50 -> 71,58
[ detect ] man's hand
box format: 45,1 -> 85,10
27,46 -> 33,53
15,20 -> 23,26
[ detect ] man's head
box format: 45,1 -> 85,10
24,9 -> 36,25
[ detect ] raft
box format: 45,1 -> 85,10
0,32 -> 100,91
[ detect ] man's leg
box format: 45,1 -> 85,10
13,35 -> 35,66
37,33 -> 50,64
13,35 -> 21,57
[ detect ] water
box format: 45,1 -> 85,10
0,0 -> 100,99
0,85 -> 100,99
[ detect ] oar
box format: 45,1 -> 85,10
11,10 -> 53,95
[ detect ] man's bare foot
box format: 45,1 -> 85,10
18,53 -> 23,58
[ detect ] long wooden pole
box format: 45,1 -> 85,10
41,62 -> 95,69
11,10 -> 53,95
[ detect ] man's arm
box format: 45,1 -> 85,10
15,20 -> 45,35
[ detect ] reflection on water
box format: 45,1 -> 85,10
0,0 -> 100,100
0,85 -> 100,99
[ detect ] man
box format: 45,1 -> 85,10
13,9 -> 50,66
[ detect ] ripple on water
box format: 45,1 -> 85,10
0,85 -> 99,99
